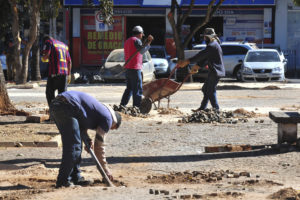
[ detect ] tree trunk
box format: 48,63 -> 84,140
9,0 -> 22,82
0,62 -> 15,112
18,0 -> 41,84
0,60 -> 28,115
167,0 -> 224,60
31,37 -> 41,81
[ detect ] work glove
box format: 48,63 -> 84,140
177,59 -> 190,68
84,139 -> 93,153
147,35 -> 154,44
190,65 -> 200,74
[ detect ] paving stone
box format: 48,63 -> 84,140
26,115 -> 49,123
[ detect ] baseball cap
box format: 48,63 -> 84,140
132,26 -> 144,34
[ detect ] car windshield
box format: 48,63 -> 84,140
106,51 -> 124,62
148,48 -> 166,58
245,51 -> 281,62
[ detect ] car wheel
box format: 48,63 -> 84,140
235,66 -> 243,82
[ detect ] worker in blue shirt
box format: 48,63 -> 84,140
50,90 -> 122,188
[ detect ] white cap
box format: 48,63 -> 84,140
132,25 -> 144,33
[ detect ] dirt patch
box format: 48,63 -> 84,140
157,107 -> 183,115
0,120 -> 57,142
0,164 -> 126,200
233,108 -> 256,118
0,109 -> 29,116
269,187 -> 300,200
260,85 -> 281,90
231,180 -> 283,187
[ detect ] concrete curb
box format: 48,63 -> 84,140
0,141 -> 59,148
0,134 -> 62,148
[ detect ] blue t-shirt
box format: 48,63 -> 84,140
60,91 -> 112,132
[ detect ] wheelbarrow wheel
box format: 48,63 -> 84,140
140,97 -> 152,114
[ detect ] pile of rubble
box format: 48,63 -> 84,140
179,108 -> 251,124
113,104 -> 148,117
147,170 -> 253,184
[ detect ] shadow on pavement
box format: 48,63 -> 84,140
1,146 -> 297,169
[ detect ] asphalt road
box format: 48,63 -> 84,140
7,79 -> 300,114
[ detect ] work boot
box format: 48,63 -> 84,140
55,181 -> 74,188
73,177 -> 93,186
191,107 -> 202,112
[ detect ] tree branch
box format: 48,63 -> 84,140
179,0 -> 194,27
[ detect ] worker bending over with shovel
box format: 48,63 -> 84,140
50,91 -> 122,188
177,28 -> 225,111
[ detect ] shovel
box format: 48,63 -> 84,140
81,133 -> 115,187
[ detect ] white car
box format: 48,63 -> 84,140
193,42 -> 258,81
99,49 -> 156,83
241,49 -> 285,82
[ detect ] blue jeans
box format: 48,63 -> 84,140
200,73 -> 220,110
120,69 -> 143,107
50,98 -> 83,186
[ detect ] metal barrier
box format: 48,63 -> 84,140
283,49 -> 298,78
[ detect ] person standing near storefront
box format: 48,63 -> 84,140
42,36 -> 72,107
120,26 -> 153,108
177,28 -> 225,111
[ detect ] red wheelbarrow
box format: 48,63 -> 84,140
140,65 -> 193,114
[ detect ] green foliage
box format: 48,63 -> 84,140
0,0 -> 12,39
99,0 -> 114,25
41,0 -> 61,20
83,0 -> 114,25
293,0 -> 300,6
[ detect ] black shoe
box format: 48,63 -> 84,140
191,108 -> 203,112
73,177 -> 93,186
55,181 -> 74,188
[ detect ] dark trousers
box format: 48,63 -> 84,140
200,73 -> 220,110
46,75 -> 68,106
50,98 -> 83,186
120,69 -> 143,107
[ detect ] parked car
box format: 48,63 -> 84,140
0,53 -> 7,79
148,45 -> 171,77
192,42 -> 258,81
240,49 -> 285,82
257,44 -> 288,73
99,49 -> 156,83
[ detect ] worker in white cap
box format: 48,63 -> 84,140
120,25 -> 154,109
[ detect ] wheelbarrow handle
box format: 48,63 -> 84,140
167,64 -> 180,80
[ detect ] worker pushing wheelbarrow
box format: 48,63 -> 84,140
140,64 -> 200,114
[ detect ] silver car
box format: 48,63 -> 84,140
241,49 -> 285,82
100,49 -> 156,83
